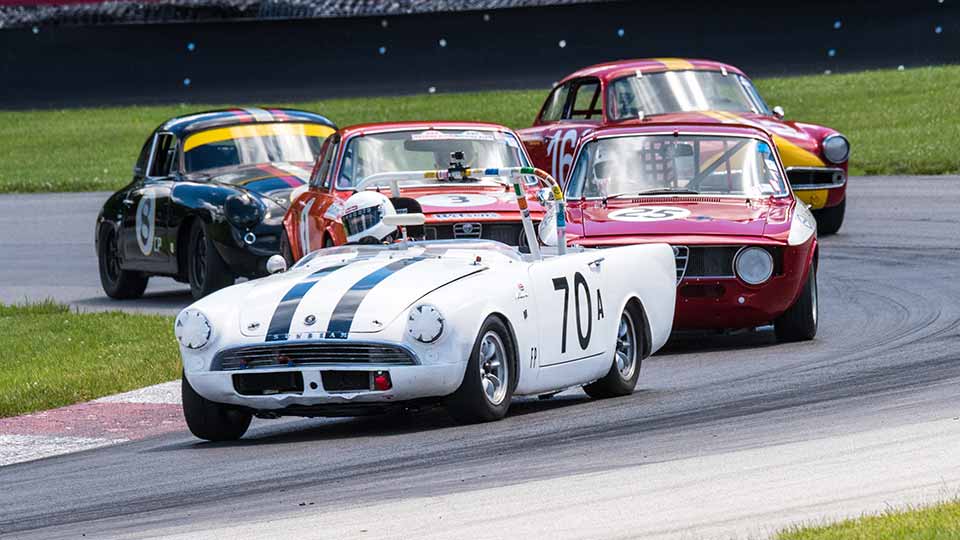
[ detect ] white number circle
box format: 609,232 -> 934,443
608,206 -> 691,222
135,191 -> 156,256
417,194 -> 497,207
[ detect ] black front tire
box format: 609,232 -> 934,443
446,317 -> 516,424
814,198 -> 845,235
583,305 -> 644,399
182,374 -> 252,442
97,227 -> 148,299
187,220 -> 235,300
775,266 -> 818,342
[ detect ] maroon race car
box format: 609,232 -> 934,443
518,58 -> 850,234
562,122 -> 819,341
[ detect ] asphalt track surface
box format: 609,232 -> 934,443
2,176 -> 960,539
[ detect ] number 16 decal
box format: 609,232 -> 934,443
552,272 -> 604,353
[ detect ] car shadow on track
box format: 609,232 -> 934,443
164,390 -> 635,450
662,327 -> 779,356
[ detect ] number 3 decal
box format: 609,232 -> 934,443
552,272 -> 603,353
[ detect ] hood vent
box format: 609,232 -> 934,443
624,196 -> 725,204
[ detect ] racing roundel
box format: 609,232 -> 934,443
417,194 -> 498,208
607,206 -> 691,222
136,192 -> 156,256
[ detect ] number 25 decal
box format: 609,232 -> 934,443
607,206 -> 691,222
552,272 -> 605,353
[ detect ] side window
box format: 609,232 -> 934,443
567,80 -> 601,120
539,84 -> 571,123
310,135 -> 340,189
133,135 -> 153,180
148,133 -> 177,178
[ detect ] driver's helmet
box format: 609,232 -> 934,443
590,145 -> 614,196
341,191 -> 397,243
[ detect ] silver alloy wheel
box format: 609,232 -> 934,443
615,311 -> 638,380
479,331 -> 509,406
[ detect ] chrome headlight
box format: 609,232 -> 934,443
406,304 -> 444,344
821,134 -> 850,164
734,247 -> 774,285
225,193 -> 265,228
175,309 -> 213,350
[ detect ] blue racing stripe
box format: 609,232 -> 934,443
265,264 -> 348,341
325,257 -> 426,339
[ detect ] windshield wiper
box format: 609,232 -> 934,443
604,188 -> 699,203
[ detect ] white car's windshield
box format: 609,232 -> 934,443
607,71 -> 770,121
294,239 -> 524,268
337,129 -> 530,189
566,135 -> 789,198
183,123 -> 332,173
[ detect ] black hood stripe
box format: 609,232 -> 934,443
265,264 -> 348,342
325,257 -> 427,339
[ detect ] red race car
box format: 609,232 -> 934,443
562,122 -> 818,341
519,58 -> 850,234
282,121 -> 547,260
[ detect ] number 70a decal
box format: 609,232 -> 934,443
552,272 -> 605,353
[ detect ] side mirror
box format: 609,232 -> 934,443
772,105 -> 785,119
536,187 -> 553,206
266,254 -> 288,274
383,213 -> 427,227
133,165 -> 144,177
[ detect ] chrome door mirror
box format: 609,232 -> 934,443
536,187 -> 554,206
772,105 -> 785,119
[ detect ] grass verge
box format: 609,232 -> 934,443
0,65 -> 958,193
0,301 -> 178,417
776,499 -> 960,540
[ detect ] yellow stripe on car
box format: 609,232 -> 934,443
701,110 -> 735,123
184,123 -> 335,152
794,189 -> 829,209
701,111 -> 827,168
655,57 -> 695,70
772,135 -> 825,167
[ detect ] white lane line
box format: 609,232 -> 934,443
94,381 -> 181,405
0,435 -> 123,467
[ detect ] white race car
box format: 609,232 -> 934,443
176,167 -> 676,441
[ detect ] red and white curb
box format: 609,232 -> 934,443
0,381 -> 184,467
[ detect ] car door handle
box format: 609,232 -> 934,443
122,199 -> 134,206
588,257 -> 605,267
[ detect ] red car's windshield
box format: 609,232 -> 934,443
336,128 -> 530,189
567,134 -> 789,198
607,70 -> 770,121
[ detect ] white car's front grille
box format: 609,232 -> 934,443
213,341 -> 418,370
